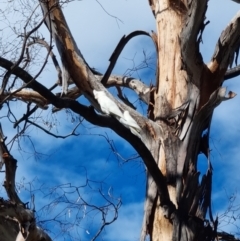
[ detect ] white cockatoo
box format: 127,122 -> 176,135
93,90 -> 142,139
119,110 -> 141,139
122,111 -> 141,130
93,90 -> 124,119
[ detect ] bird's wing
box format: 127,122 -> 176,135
94,90 -> 123,118
119,117 -> 142,139
129,127 -> 142,139
106,97 -> 123,118
123,111 -> 141,130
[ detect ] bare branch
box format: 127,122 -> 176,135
57,74 -> 151,106
224,65 -> 240,81
0,126 -> 23,204
0,125 -> 53,241
0,4 -> 49,95
101,30 -> 151,85
26,119 -> 81,139
208,12 -> 240,74
148,0 -> 156,16
95,0 -> 123,27
107,75 -> 151,104
0,89 -> 48,109
13,82 -> 59,129
0,56 -> 172,211
116,86 -> 136,110
180,0 -> 208,79
90,189 -> 121,241
27,37 -> 62,85
40,0 -> 95,95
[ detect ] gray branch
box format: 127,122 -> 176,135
210,11 -> 240,71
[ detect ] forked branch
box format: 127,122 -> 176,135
0,55 -> 173,215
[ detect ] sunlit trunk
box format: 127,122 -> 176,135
146,0 -> 221,240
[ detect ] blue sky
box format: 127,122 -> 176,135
1,0 -> 240,240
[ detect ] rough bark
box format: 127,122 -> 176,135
141,1 -> 240,241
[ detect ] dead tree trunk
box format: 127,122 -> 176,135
141,1 -> 240,241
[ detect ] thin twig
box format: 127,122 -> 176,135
26,119 -> 81,139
